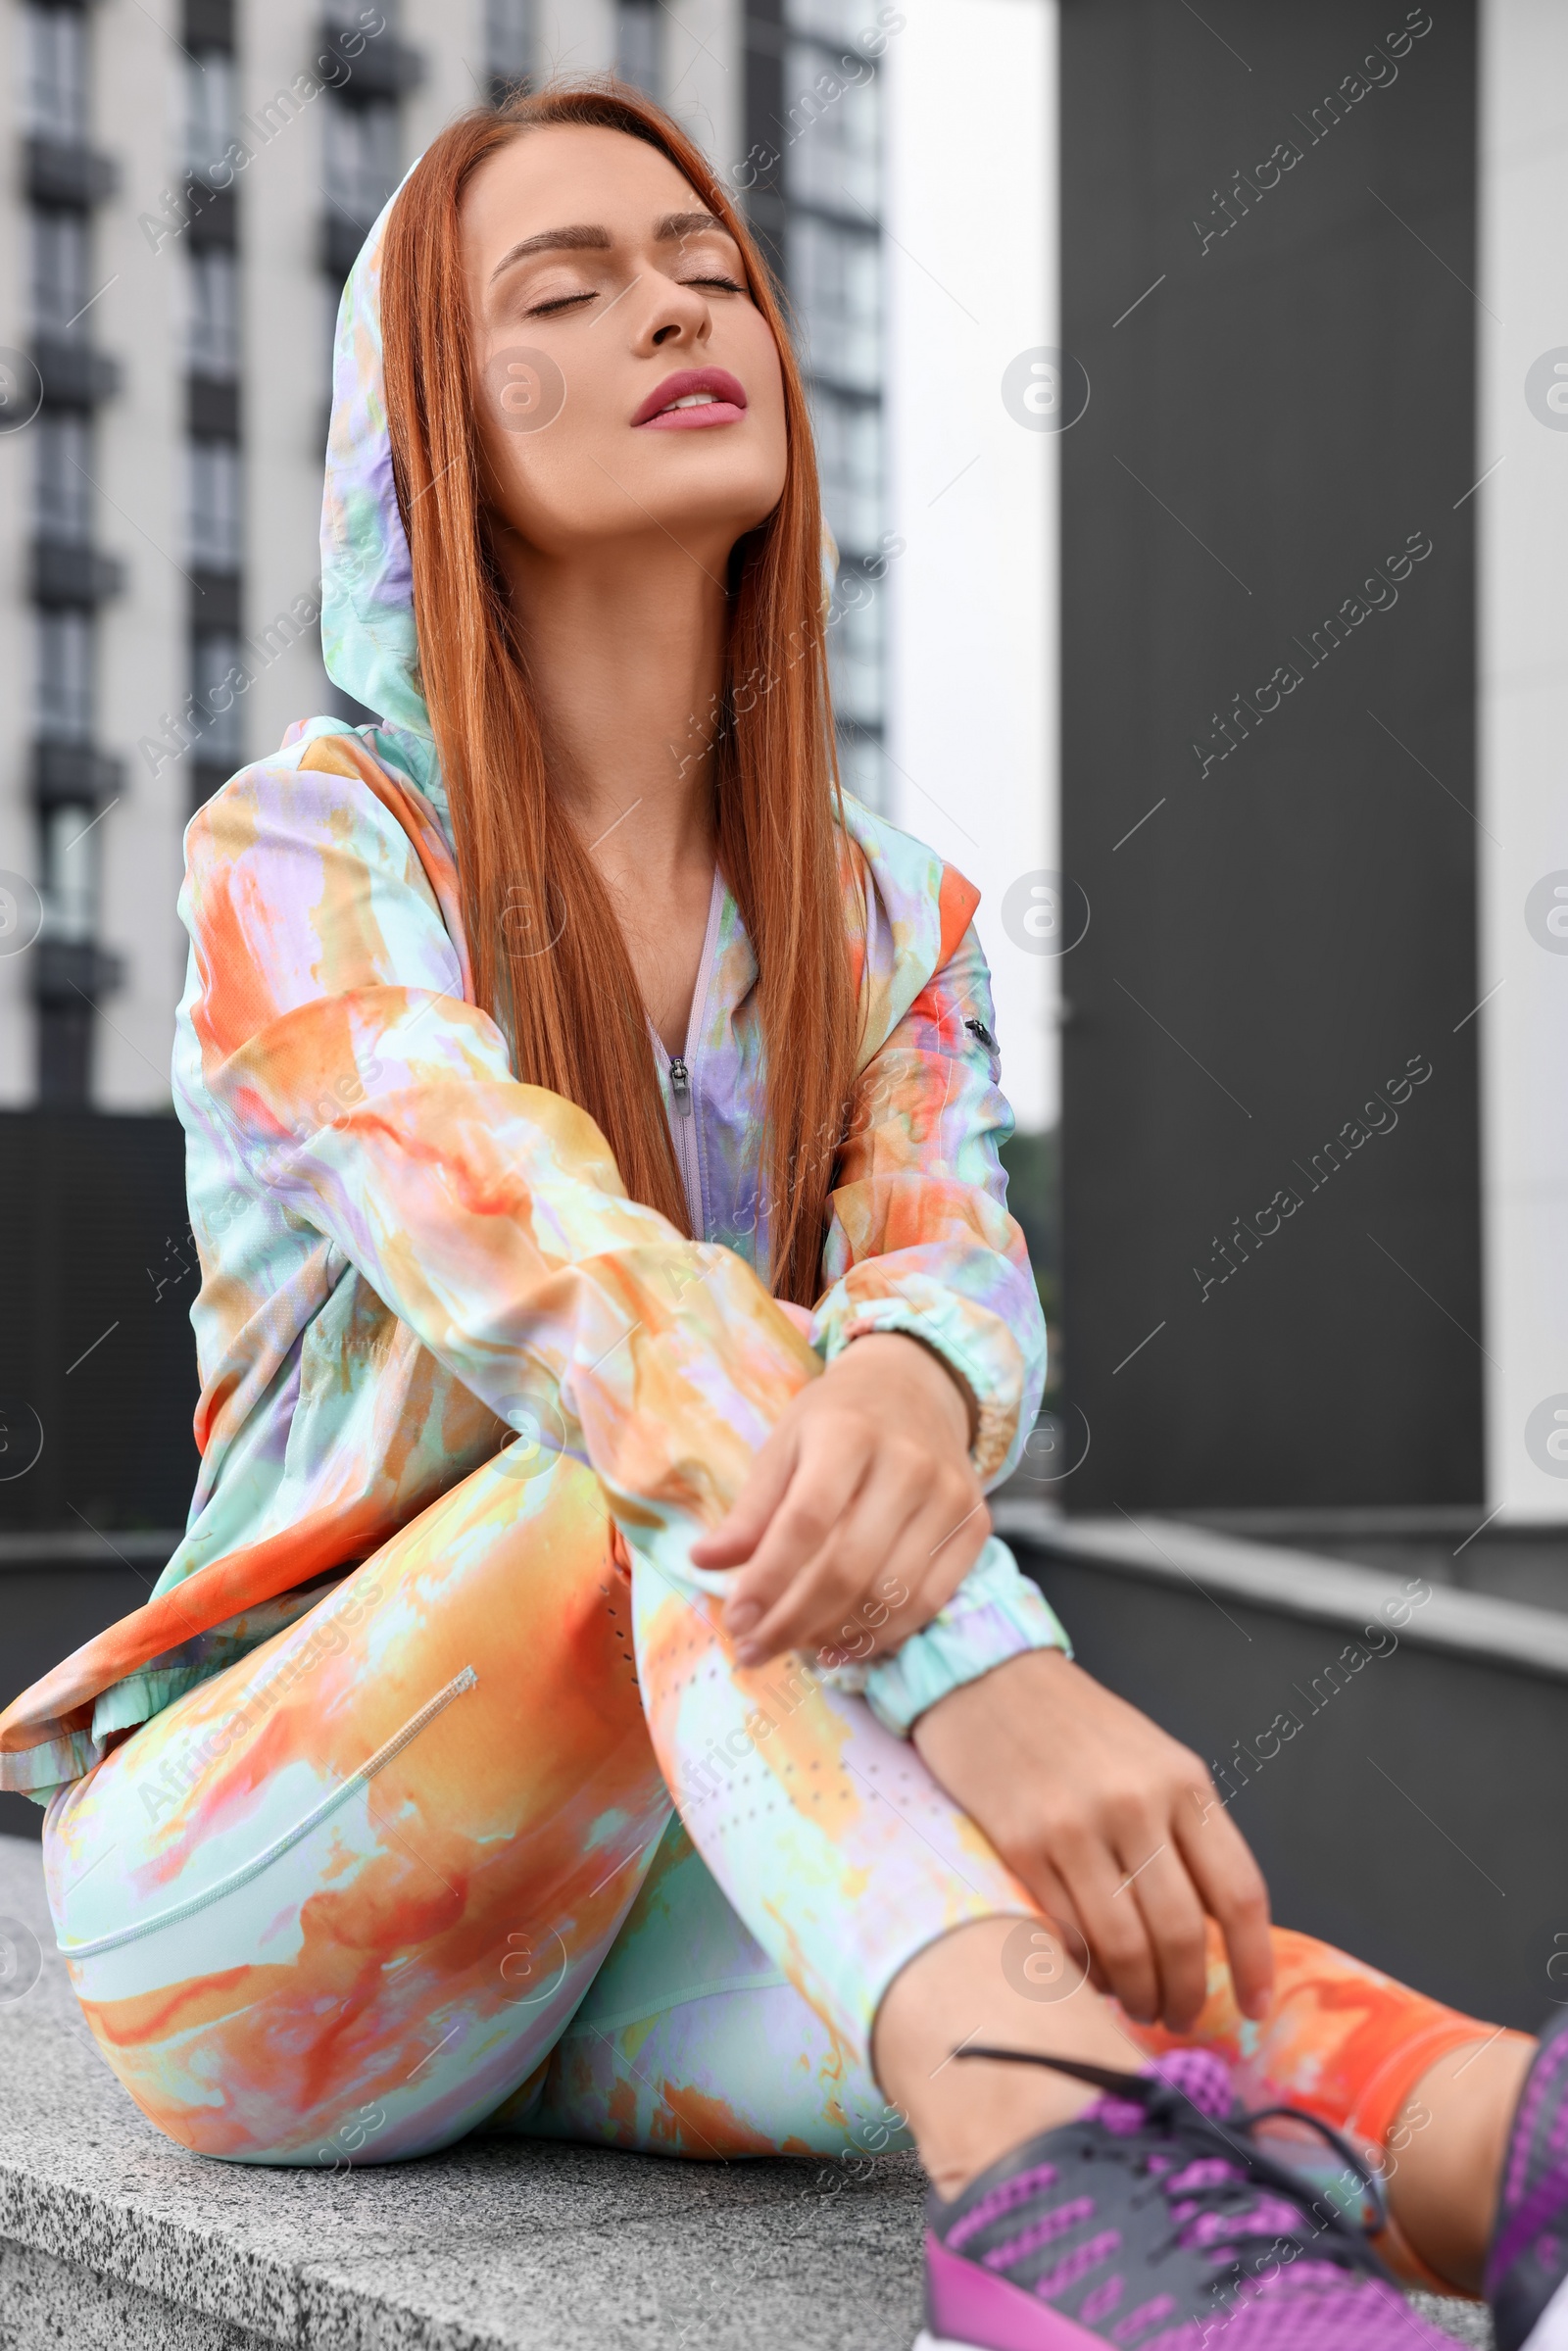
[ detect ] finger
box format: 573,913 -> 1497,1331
923,1489 -> 992,1579
770,1456 -> 984,1662
1116,1838 -> 1211,2033
1173,1786 -> 1274,2021
1019,1880 -> 1110,2004
690,1428 -> 798,1569
814,1471 -> 988,1654
744,1452 -> 925,1661
1048,1834 -> 1162,2027
889,1488 -> 991,1621
719,1434 -> 873,1643
800,1476 -> 972,1664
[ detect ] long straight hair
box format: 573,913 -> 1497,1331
379,81 -> 859,1305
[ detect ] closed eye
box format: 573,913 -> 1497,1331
681,273 -> 748,295
524,289 -> 599,318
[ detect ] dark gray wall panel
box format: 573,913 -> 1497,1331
1059,2 -> 1482,1507
1022,1538 -> 1557,2031
0,1112 -> 199,1533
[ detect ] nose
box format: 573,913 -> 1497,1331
640,269 -> 712,352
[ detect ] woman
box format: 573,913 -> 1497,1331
3,83 -> 1560,2351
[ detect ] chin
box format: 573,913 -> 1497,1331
614,459 -> 783,543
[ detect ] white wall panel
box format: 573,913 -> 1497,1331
884,0 -> 1056,1131
1479,0 -> 1568,1515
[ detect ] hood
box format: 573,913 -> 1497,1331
318,173 -> 839,810
319,183 -> 430,753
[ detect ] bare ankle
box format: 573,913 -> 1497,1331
1383,2033 -> 1536,2293
872,1915 -> 1141,2199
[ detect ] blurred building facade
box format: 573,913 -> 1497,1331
0,0 -> 887,1116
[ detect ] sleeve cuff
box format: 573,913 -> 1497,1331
808,1291 -> 1018,1485
817,1536 -> 1072,1738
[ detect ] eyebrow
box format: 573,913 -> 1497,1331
487,211 -> 735,284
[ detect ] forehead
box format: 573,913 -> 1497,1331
462,123 -> 708,255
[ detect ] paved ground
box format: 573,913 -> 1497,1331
0,1835 -> 1494,2349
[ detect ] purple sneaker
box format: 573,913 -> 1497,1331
917,2046 -> 1463,2350
1488,2006 -> 1568,2350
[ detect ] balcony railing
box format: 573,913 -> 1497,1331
321,209 -> 376,280
33,339 -> 121,410
319,19 -> 425,103
186,373 -> 241,438
33,939 -> 125,1007
31,742 -> 124,809
24,136 -> 120,209
30,540 -> 125,609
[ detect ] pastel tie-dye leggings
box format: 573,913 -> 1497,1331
42,1446 -> 1497,2194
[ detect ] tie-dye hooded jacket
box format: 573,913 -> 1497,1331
0,189 -> 1062,1800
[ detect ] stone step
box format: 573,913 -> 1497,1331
0,1836 -> 924,2348
0,1834 -> 1494,2351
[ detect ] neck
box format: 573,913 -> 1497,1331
494,526 -> 728,885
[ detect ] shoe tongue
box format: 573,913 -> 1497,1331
1142,2048 -> 1236,2121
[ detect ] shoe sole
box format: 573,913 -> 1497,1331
1524,2275 -> 1568,2351
913,2327 -> 1099,2350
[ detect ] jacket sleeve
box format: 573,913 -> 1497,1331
809,918 -> 1068,1734
809,920 -> 1048,1487
185,748 -> 1060,1738
180,748 -> 819,1581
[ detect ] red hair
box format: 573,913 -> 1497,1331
379,81 -> 860,1306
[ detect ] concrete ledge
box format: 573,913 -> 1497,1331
0,1835 -> 927,2349
0,2238 -> 271,2349
0,1806 -> 1496,2349
994,1502 -> 1568,1682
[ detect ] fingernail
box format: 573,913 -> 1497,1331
725,1601 -> 760,1638
733,1641 -> 763,1667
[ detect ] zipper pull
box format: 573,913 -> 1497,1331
668,1056 -> 693,1115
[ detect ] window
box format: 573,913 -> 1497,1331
34,610 -> 93,740
323,102 -> 402,228
835,727 -> 884,813
615,0 -> 660,97
187,249 -> 239,377
22,4 -> 87,141
34,414 -> 91,542
825,575 -> 883,729
787,214 -> 880,392
192,634 -> 244,766
790,0 -> 870,43
30,208 -> 89,337
42,802 -> 97,942
187,440 -> 243,569
811,386 -> 880,559
486,0 -> 533,91
185,50 -> 237,181
783,37 -> 879,217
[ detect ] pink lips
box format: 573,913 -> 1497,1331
632,367 -> 748,430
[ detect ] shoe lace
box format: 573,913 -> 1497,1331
955,2047 -> 1395,2294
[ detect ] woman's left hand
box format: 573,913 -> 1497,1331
689,1331 -> 987,1667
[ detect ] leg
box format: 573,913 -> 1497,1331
495,1811 -> 916,2159
628,1549 -> 1160,2193
1127,1919 -> 1534,2292
45,1449 -> 671,2162
47,1433 -> 1128,2178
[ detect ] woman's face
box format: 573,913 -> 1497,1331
462,124 -> 789,566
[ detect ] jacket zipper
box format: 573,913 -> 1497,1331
659,874 -> 723,1239
663,1050 -> 702,1232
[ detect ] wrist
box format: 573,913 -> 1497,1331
840,1329 -> 975,1450
845,1544 -> 1073,1739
